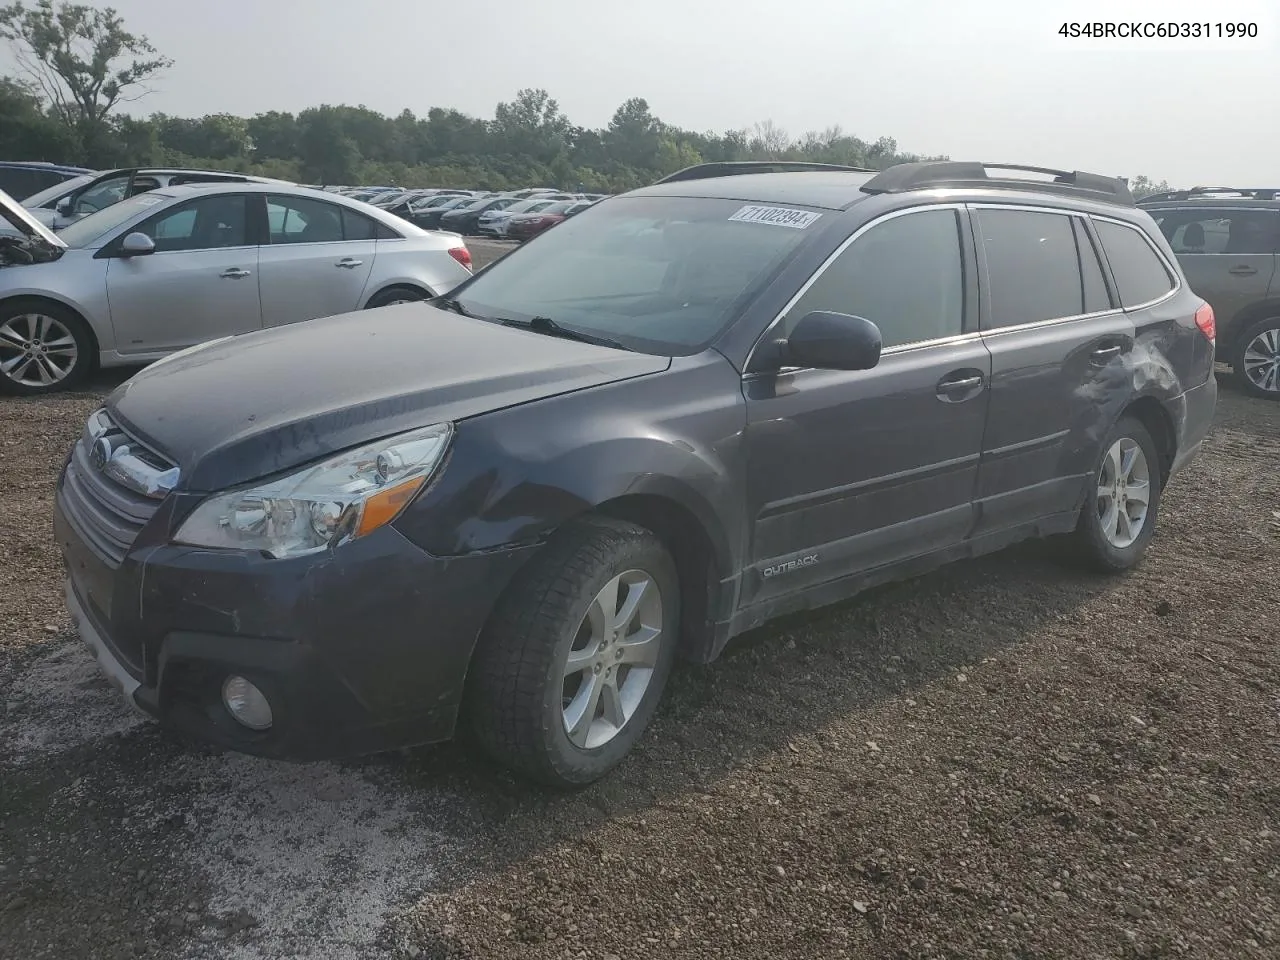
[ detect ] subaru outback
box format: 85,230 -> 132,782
1139,187 -> 1280,399
54,160 -> 1217,787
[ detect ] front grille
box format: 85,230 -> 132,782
58,410 -> 176,566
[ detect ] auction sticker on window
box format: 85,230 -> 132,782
728,205 -> 822,229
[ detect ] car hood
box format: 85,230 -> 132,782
0,188 -> 66,248
106,303 -> 670,492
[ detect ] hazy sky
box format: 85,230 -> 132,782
2,0 -> 1277,185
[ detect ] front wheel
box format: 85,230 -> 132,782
0,301 -> 94,396
1231,316 -> 1280,400
466,516 -> 680,787
1071,415 -> 1163,573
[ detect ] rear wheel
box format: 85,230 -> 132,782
1071,415 -> 1162,573
466,516 -> 679,787
0,300 -> 94,396
1231,316 -> 1280,400
365,286 -> 429,309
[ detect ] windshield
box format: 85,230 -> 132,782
452,195 -> 819,355
57,191 -> 173,248
22,175 -> 94,210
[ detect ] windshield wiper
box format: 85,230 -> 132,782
498,315 -> 630,351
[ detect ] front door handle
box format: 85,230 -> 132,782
336,258 -> 364,269
219,268 -> 251,280
1228,265 -> 1258,276
936,372 -> 985,402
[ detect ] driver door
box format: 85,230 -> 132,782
741,206 -> 990,606
104,193 -> 262,354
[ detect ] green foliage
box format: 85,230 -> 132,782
0,2 -> 1176,193
0,0 -> 171,158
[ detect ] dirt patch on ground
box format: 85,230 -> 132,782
2,367 -> 1277,960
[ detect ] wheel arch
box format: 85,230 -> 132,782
594,491 -> 727,664
361,281 -> 435,308
1223,298 -> 1280,355
1120,394 -> 1177,485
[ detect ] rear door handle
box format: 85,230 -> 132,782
336,258 -> 364,269
1090,345 -> 1123,363
936,372 -> 985,402
1228,265 -> 1258,276
219,268 -> 251,280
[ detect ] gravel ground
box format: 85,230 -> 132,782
1,259 -> 1277,960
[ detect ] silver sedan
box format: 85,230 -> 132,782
0,183 -> 474,395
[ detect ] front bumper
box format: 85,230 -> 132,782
54,491 -> 538,761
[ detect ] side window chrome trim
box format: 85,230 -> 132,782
1089,213 -> 1183,311
743,202 -> 968,374
978,306 -> 1125,338
741,330 -> 986,380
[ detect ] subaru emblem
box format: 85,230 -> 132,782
91,436 -> 112,471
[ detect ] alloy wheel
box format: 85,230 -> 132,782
1096,437 -> 1151,549
561,569 -> 664,750
0,313 -> 79,387
1242,324 -> 1280,394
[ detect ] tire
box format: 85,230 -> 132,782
1071,415 -> 1163,573
364,286 -> 429,309
0,299 -> 94,396
1230,316 -> 1280,401
465,516 -> 680,787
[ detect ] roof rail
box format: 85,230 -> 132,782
860,161 -> 1135,206
654,161 -> 875,184
1137,186 -> 1280,203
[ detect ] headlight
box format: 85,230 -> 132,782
174,423 -> 452,558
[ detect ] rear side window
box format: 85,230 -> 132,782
786,208 -> 965,349
1094,220 -> 1176,308
976,209 -> 1086,328
1155,208 -> 1279,256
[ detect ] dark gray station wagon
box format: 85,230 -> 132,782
55,161 -> 1217,786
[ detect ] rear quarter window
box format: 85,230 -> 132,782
1093,219 -> 1176,308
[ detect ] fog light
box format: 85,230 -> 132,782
221,675 -> 273,730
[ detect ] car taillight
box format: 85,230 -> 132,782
1194,302 -> 1215,342
448,245 -> 472,270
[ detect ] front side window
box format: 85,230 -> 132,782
1094,219 -> 1176,308
134,194 -> 249,252
454,195 -> 817,355
976,208 -> 1087,328
785,208 -> 964,348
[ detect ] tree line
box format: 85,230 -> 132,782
0,1 -> 1173,196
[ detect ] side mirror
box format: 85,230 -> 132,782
55,197 -> 73,215
119,232 -> 156,257
774,311 -> 882,371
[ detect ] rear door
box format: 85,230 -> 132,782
256,194 -> 377,326
970,204 -> 1137,535
1148,206 -> 1278,346
742,205 -> 991,605
104,193 -> 262,353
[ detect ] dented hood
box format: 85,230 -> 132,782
107,303 -> 669,492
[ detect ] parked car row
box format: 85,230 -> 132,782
307,182 -> 612,238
